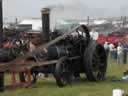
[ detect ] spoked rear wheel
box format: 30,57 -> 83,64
84,40 -> 107,81
54,56 -> 73,87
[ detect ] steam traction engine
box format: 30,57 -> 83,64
0,8 -> 107,90
19,8 -> 107,87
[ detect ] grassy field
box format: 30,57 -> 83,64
1,57 -> 128,96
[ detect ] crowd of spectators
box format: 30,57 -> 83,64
103,41 -> 128,65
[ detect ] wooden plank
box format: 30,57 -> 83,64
0,60 -> 58,72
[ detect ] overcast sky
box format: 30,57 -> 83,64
3,0 -> 128,22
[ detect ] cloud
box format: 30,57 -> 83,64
2,0 -> 128,23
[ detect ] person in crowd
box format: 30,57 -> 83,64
29,40 -> 36,52
117,42 -> 123,65
122,45 -> 128,64
104,41 -> 109,58
109,43 -> 115,58
90,29 -> 99,41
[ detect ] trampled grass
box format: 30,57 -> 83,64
0,56 -> 128,96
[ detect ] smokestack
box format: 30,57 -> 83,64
41,8 -> 50,43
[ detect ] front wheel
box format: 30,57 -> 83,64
54,57 -> 73,87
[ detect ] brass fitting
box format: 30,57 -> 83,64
41,8 -> 50,14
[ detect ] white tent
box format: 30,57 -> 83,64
93,20 -> 108,25
19,18 -> 42,30
79,21 -> 88,25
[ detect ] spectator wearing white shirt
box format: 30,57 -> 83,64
109,43 -> 115,58
117,42 -> 123,65
90,29 -> 99,41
